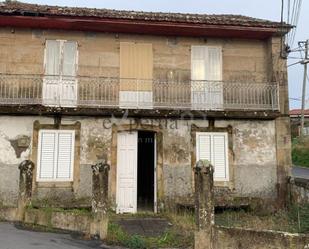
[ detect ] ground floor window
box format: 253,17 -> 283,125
196,132 -> 229,181
37,130 -> 75,182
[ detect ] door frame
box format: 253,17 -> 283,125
111,124 -> 163,214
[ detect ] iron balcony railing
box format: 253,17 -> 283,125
0,74 -> 279,111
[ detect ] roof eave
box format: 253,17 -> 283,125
0,15 -> 281,39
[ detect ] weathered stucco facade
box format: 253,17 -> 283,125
0,1 -> 292,212
0,115 -> 279,209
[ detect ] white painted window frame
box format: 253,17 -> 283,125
196,132 -> 229,182
37,129 -> 75,182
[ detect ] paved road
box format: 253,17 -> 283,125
0,223 -> 104,249
292,166 -> 309,180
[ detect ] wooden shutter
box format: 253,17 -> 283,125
196,132 -> 229,181
38,131 -> 56,179
56,132 -> 75,179
120,42 -> 153,91
37,130 -> 75,182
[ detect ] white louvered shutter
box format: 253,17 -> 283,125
56,132 -> 74,179
196,132 -> 229,181
39,132 -> 56,179
212,134 -> 227,180
38,130 -> 75,182
196,133 -> 211,162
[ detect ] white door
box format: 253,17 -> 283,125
60,41 -> 78,107
116,131 -> 138,214
191,46 -> 223,110
43,40 -> 78,107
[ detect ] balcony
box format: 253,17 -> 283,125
0,74 -> 279,112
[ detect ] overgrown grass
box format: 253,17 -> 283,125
106,211 -> 195,248
292,137 -> 309,168
215,205 -> 309,233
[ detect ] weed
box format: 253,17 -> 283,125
125,235 -> 146,249
106,211 -> 195,248
292,137 -> 309,168
214,208 -> 305,233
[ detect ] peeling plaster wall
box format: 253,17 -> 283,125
0,115 -> 277,208
217,120 -> 277,198
0,116 -> 38,206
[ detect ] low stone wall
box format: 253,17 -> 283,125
213,226 -> 309,249
24,209 -> 92,234
0,207 -> 18,222
289,177 -> 309,204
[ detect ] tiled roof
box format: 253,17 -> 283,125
290,109 -> 309,116
0,1 -> 291,29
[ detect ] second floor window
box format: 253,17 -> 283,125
43,40 -> 78,107
191,46 -> 223,110
44,40 -> 78,76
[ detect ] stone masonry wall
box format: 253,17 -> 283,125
0,28 -> 270,83
214,226 -> 309,249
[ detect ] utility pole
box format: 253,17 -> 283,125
300,40 -> 309,137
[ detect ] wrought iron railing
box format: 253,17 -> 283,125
0,74 -> 279,111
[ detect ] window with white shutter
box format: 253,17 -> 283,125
37,130 -> 75,182
191,46 -> 223,110
196,132 -> 229,181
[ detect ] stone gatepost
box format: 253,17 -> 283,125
194,160 -> 215,249
17,160 -> 35,221
90,162 -> 110,239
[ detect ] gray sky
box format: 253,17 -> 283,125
7,0 -> 309,109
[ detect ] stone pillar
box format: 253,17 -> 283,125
194,160 -> 215,249
276,116 -> 292,207
90,162 -> 110,239
17,160 -> 35,221
268,37 -> 292,207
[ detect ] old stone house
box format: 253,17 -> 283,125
0,1 -> 292,213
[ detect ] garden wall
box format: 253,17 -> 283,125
213,226 -> 309,249
289,177 -> 309,204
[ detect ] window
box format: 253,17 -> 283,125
43,40 -> 78,107
37,130 -> 75,182
191,46 -> 223,110
44,40 -> 78,76
119,42 -> 153,108
196,132 -> 229,181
